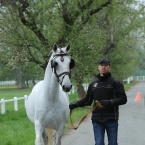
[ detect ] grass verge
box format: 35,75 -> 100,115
0,81 -> 136,144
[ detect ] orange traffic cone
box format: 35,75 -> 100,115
134,92 -> 141,102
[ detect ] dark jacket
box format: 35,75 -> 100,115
76,72 -> 127,122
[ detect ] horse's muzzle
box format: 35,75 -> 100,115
62,85 -> 72,92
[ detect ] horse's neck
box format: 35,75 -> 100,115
43,61 -> 60,101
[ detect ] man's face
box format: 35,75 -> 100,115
98,62 -> 110,76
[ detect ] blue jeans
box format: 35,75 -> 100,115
92,120 -> 118,145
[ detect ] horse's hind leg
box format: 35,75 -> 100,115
42,129 -> 48,145
45,128 -> 54,145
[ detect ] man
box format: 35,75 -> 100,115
69,58 -> 127,145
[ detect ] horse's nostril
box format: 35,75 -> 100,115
62,85 -> 65,90
62,85 -> 72,92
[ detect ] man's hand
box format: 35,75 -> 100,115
100,100 -> 111,107
69,103 -> 78,110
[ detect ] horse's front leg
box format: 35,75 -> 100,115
34,120 -> 44,145
54,123 -> 65,145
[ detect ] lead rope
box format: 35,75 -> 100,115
70,106 -> 97,130
69,100 -> 104,130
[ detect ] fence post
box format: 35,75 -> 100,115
1,99 -> 5,114
68,90 -> 71,94
127,77 -> 130,84
72,86 -> 75,94
14,97 -> 18,111
83,84 -> 88,91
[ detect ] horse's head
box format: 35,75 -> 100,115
51,44 -> 75,92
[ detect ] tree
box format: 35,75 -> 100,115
91,0 -> 145,81
0,0 -> 144,95
0,0 -> 113,93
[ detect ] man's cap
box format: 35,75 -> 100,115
98,58 -> 110,66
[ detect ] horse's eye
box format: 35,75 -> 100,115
55,62 -> 58,66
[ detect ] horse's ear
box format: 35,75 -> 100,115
66,44 -> 71,52
53,43 -> 58,52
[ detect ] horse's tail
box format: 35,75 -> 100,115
46,128 -> 54,145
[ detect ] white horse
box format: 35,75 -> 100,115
25,44 -> 75,145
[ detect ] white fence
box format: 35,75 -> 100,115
134,76 -> 145,80
123,76 -> 145,83
0,95 -> 28,114
1,76 -> 145,114
0,76 -> 139,86
0,84 -> 89,114
0,75 -> 140,114
68,84 -> 88,94
123,76 -> 134,84
0,80 -> 40,85
3,76 -> 145,86
0,80 -> 16,85
1,75 -> 144,115
0,75 -> 139,115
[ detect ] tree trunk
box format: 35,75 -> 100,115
15,67 -> 26,89
32,78 -> 36,86
77,85 -> 86,99
25,79 -> 29,88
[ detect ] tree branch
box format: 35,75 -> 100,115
90,0 -> 112,16
17,0 -> 49,48
78,0 -> 94,11
102,42 -> 116,55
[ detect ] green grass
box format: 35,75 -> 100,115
0,86 -> 30,114
0,87 -> 32,99
0,81 -> 136,145
0,110 -> 35,145
123,80 -> 138,90
0,85 -> 87,145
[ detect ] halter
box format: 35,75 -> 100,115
51,49 -> 75,84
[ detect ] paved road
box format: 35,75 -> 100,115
62,81 -> 145,145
